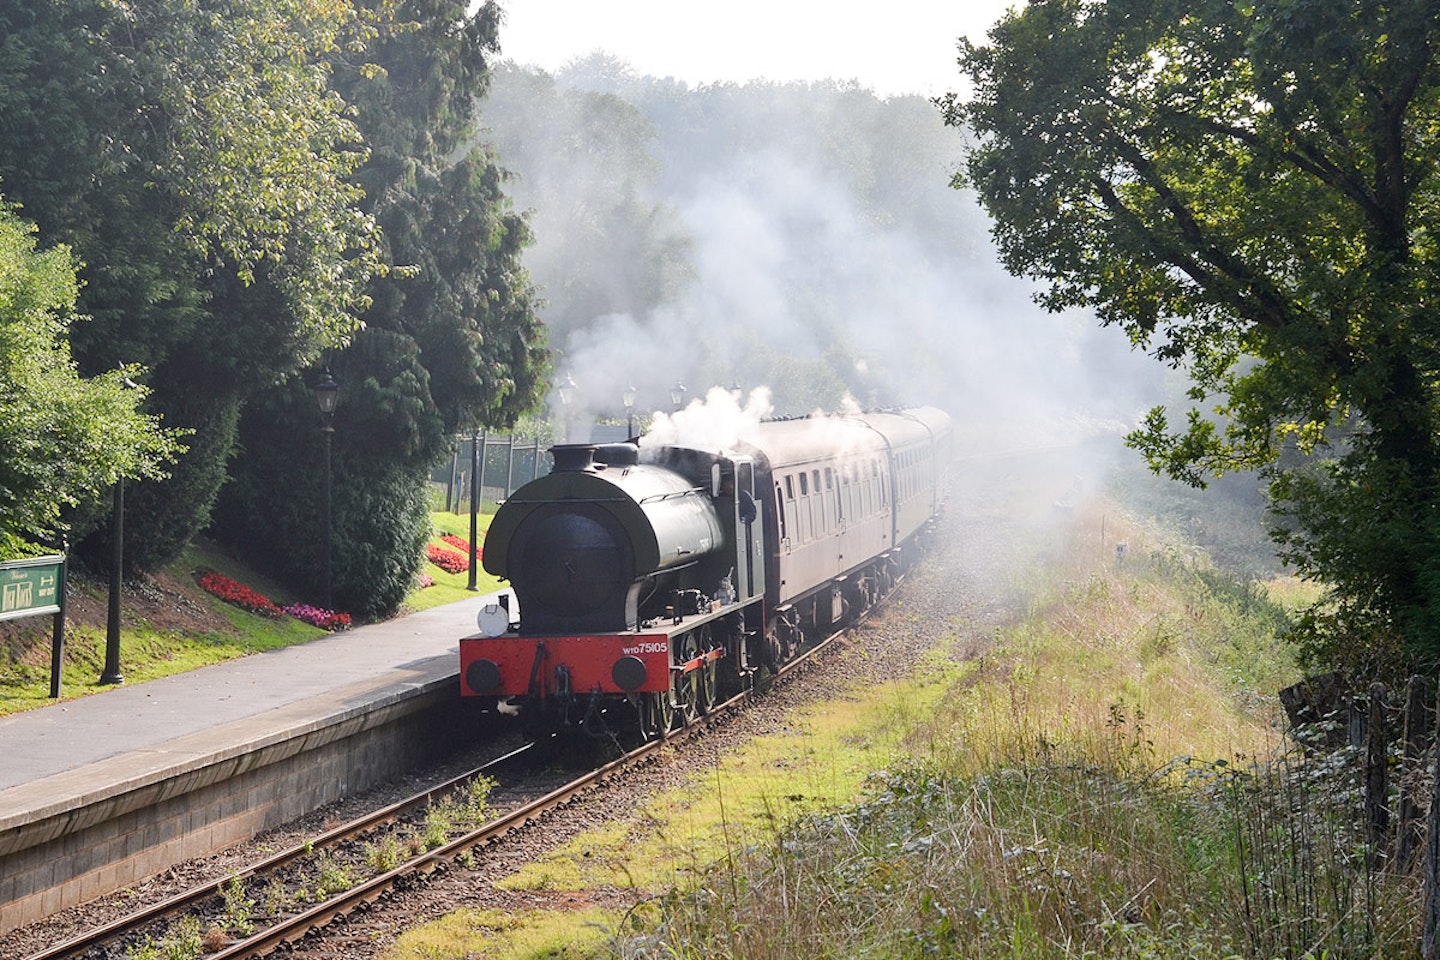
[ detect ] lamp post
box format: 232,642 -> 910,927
100,370 -> 138,685
558,373 -> 576,442
467,425 -> 480,592
314,369 -> 339,610
623,384 -> 637,438
670,382 -> 687,411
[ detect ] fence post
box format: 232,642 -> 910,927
478,431 -> 489,505
1365,682 -> 1389,866
1422,677 -> 1440,958
1399,676 -> 1429,870
504,434 -> 516,500
443,444 -> 456,513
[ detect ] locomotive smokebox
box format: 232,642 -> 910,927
483,457 -> 725,635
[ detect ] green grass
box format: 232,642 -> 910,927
610,505 -> 1418,959
383,500 -> 1418,960
405,509 -> 505,611
385,908 -> 612,960
0,540 -> 327,715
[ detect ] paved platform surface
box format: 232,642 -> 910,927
0,590 -> 508,806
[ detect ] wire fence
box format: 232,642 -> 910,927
1281,673 -> 1440,956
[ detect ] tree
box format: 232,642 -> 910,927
214,0 -> 548,617
0,0 -> 387,569
0,197 -> 179,559
944,0 -> 1440,675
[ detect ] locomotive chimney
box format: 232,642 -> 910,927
550,444 -> 598,472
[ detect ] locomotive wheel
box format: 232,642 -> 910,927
689,625 -> 717,716
761,630 -> 783,671
641,691 -> 674,740
673,627 -> 713,721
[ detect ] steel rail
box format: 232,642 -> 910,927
21,744 -> 534,960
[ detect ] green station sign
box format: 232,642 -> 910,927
0,554 -> 65,622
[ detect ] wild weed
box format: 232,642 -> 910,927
219,874 -> 255,936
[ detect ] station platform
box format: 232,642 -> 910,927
0,590 -> 509,935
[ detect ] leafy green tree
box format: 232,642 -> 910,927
0,198 -> 180,559
215,0 -> 548,616
944,0 -> 1440,675
0,0 -> 387,569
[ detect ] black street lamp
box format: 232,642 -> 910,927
623,384 -> 637,438
468,425 -> 480,592
670,382 -> 687,411
314,369 -> 339,610
558,373 -> 576,442
100,370 -> 138,685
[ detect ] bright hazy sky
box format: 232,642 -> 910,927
493,1 -> 1018,98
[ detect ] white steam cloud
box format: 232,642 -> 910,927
640,385 -> 775,453
493,66 -> 1164,467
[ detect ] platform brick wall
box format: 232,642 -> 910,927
0,678 -> 478,935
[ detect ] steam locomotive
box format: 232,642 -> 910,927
458,406 -> 952,737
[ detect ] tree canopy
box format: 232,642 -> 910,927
0,0 -> 394,569
0,197 -> 179,558
944,0 -> 1440,675
0,0 -> 547,603
212,0 -> 547,618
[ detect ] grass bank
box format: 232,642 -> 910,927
384,501 -> 1420,959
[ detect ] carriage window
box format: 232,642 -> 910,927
776,482 -> 788,540
824,468 -> 833,490
786,475 -> 795,499
799,472 -> 808,496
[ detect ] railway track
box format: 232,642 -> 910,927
22,611 -> 862,960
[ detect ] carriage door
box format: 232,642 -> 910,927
734,457 -> 763,600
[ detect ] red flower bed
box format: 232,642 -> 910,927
426,543 -> 468,574
198,571 -> 282,618
441,533 -> 481,560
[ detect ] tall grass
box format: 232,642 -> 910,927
615,506 -> 1420,959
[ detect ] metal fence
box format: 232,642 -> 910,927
432,433 -> 549,513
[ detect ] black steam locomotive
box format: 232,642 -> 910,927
458,406 -> 952,737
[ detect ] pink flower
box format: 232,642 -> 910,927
281,602 -> 352,631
